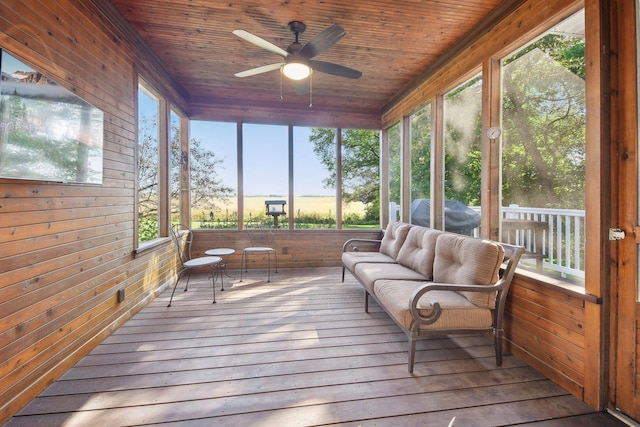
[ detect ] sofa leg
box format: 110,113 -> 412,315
408,336 -> 417,373
364,291 -> 369,313
494,328 -> 504,366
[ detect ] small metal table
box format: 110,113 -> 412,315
205,248 -> 235,289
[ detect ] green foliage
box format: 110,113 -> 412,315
388,123 -> 401,204
309,128 -> 380,221
195,209 -> 238,229
444,78 -> 483,206
138,113 -> 235,240
410,106 -> 432,200
505,34 -> 585,79
294,212 -> 336,229
308,33 -> 585,214
138,216 -> 159,242
502,35 -> 586,209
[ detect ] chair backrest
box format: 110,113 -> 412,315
246,223 -> 276,248
170,223 -> 193,265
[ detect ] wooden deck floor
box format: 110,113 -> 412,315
6,268 -> 627,427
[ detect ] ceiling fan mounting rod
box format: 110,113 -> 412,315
288,21 -> 306,42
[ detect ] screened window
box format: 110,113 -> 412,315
189,120 -> 236,229
443,74 -> 483,236
169,109 -> 182,226
294,127 -> 336,229
410,105 -> 432,226
137,83 -> 160,242
500,9 -> 585,281
388,123 -> 401,222
341,128 -> 380,229
243,123 -> 288,227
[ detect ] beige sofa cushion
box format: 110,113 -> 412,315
433,233 -> 504,308
395,227 -> 443,279
379,222 -> 412,258
354,262 -> 427,293
374,280 -> 493,331
342,252 -> 396,273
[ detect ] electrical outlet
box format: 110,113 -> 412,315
117,288 -> 125,303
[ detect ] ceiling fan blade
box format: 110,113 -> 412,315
234,62 -> 284,78
293,79 -> 309,95
309,60 -> 362,79
299,24 -> 346,59
233,29 -> 289,58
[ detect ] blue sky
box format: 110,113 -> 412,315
1,51 -> 25,74
190,120 -> 333,196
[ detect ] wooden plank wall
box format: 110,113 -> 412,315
192,229 -> 382,270
504,277 -> 588,400
0,0 -> 181,423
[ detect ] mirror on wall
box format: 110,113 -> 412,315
0,49 -> 103,184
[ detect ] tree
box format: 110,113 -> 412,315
138,114 -> 233,225
410,106 -> 432,201
443,76 -> 483,206
502,35 -> 586,209
309,128 -> 380,220
171,127 -> 234,214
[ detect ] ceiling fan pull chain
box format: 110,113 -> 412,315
280,71 -> 283,100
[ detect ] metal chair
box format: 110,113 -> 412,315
168,224 -> 221,307
240,223 -> 278,282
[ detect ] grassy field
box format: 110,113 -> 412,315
206,196 -> 367,218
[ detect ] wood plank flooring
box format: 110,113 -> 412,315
5,268 -> 627,426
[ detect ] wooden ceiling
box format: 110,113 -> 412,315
105,0 -> 512,128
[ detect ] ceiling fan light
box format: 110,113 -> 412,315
282,62 -> 311,80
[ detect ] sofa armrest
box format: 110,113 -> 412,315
408,282 -> 501,327
342,238 -> 382,253
409,243 -> 525,329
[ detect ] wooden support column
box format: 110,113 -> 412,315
336,129 -> 343,229
158,97 -> 170,236
179,115 -> 190,226
288,125 -> 295,230
482,58 -> 502,241
237,122 -> 244,230
401,115 -> 412,223
583,0 -> 610,410
431,95 -> 445,230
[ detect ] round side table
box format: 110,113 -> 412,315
204,248 -> 235,290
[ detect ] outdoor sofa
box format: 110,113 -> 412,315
342,222 -> 524,373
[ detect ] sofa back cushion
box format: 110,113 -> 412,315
379,222 -> 412,258
396,226 -> 444,279
433,233 -> 505,308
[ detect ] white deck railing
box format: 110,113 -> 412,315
472,205 -> 585,280
399,203 -> 585,281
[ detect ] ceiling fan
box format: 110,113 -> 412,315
233,21 -> 362,95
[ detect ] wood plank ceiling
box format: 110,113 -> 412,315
106,0 -> 507,127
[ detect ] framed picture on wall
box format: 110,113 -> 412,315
0,49 -> 104,184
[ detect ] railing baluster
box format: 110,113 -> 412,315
485,205 -> 584,280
